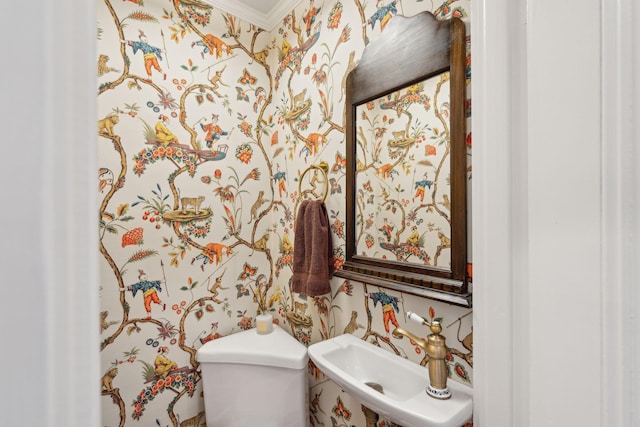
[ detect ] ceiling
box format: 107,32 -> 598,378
203,0 -> 303,31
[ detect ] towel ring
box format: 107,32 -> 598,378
298,161 -> 329,203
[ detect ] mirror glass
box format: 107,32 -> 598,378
354,73 -> 452,268
335,12 -> 470,306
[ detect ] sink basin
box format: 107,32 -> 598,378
308,333 -> 472,427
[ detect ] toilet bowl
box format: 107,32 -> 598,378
196,324 -> 308,427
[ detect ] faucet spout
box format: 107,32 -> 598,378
391,327 -> 428,352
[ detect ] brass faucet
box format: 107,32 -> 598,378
392,320 -> 451,399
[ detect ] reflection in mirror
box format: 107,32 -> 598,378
355,73 -> 452,269
335,12 -> 470,307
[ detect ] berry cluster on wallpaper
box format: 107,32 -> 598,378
97,0 -> 471,426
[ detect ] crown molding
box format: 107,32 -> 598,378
204,0 -> 303,31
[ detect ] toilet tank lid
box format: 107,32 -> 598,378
196,324 -> 308,369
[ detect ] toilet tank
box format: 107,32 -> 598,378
196,325 -> 309,427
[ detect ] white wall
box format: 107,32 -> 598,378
0,1 -> 100,426
0,0 -> 637,426
473,0 -> 639,426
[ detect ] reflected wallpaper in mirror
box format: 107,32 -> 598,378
355,72 -> 452,269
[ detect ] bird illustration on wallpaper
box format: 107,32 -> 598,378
274,28 -> 320,90
302,2 -> 321,37
368,0 -> 399,30
273,167 -> 288,199
98,168 -> 114,193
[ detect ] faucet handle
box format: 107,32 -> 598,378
407,311 -> 429,325
407,311 -> 443,336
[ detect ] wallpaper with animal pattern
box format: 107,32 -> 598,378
97,0 -> 472,426
355,73 -> 453,266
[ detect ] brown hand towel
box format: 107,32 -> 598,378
292,200 -> 334,296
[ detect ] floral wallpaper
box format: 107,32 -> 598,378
355,73 -> 452,265
97,0 -> 471,426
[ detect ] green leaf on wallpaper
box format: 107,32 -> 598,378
452,8 -> 468,19
117,204 -> 130,217
141,119 -> 155,141
139,360 -> 156,381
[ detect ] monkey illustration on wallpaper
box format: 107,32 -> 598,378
97,54 -> 119,76
192,34 -> 233,59
98,112 -> 120,137
192,242 -> 233,270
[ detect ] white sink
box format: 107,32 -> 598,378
308,333 -> 472,427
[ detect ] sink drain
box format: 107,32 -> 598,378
365,382 -> 384,394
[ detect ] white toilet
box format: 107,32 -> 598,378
196,324 -> 309,427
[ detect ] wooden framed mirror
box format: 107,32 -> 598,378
334,12 -> 470,307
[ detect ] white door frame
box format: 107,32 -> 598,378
472,0 -> 638,425
1,1 -> 100,426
